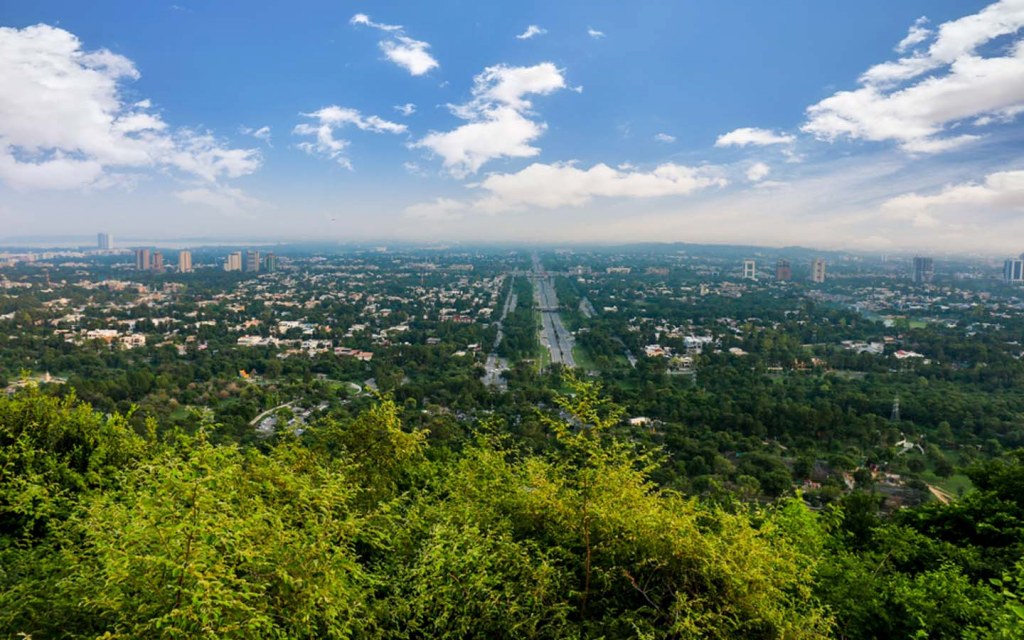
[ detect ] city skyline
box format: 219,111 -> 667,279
2,1 -> 1024,252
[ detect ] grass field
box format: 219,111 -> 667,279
921,471 -> 974,497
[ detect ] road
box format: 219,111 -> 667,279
532,254 -> 576,368
481,276 -> 516,389
579,296 -> 596,319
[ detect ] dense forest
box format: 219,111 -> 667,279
2,379 -> 1023,638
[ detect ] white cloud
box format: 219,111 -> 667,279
883,169 -> 1024,214
394,103 -> 416,116
469,161 -> 726,212
294,106 -> 406,168
863,1 -> 1024,85
804,1 -> 1024,153
516,25 -> 547,40
654,132 -> 676,143
380,36 -> 439,76
167,130 -> 263,182
349,13 -> 401,32
404,197 -> 467,220
480,162 -> 725,209
402,161 -> 428,176
412,62 -> 567,176
350,13 -> 439,76
896,17 -> 932,53
175,185 -> 262,214
0,24 -> 261,191
746,162 -> 771,182
241,125 -> 272,145
587,27 -> 605,38
0,149 -> 104,190
715,127 -> 795,147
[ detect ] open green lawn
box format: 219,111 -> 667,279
921,471 -> 974,497
572,344 -> 598,372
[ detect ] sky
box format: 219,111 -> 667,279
1,0 -> 1024,253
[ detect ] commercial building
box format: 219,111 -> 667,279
178,250 -> 193,273
263,252 -> 278,272
743,259 -> 756,280
97,233 -> 113,250
775,259 -> 791,281
811,258 -> 826,283
224,252 -> 242,272
135,248 -> 150,271
244,249 -> 261,273
912,257 -> 934,284
151,251 -> 164,273
1004,255 -> 1024,283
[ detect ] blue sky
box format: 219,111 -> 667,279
2,0 -> 1024,253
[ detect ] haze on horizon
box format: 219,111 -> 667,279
2,0 -> 1024,253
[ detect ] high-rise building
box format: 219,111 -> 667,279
775,259 -> 791,281
263,252 -> 278,272
151,251 -> 164,273
1004,255 -> 1024,284
178,250 -> 193,273
743,259 -> 756,280
224,252 -> 242,272
97,233 -> 112,250
244,249 -> 261,273
811,258 -> 826,283
912,257 -> 934,284
135,248 -> 150,271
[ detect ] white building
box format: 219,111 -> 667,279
224,252 -> 242,272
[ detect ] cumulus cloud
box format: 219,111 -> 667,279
746,162 -> 771,182
654,132 -> 676,143
380,37 -> 439,76
715,127 -> 795,147
474,162 -> 725,212
0,24 -> 261,192
883,169 -> 1024,215
394,103 -> 416,116
406,162 -> 725,216
803,1 -> 1024,153
412,62 -> 568,176
350,13 -> 439,76
294,106 -> 406,168
516,25 -> 547,40
587,27 -> 605,38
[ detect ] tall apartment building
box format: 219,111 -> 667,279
178,250 -> 193,273
151,251 -> 164,273
224,252 -> 242,272
263,252 -> 278,272
244,249 -> 261,273
135,248 -> 150,271
912,257 -> 934,284
97,232 -> 113,250
775,259 -> 791,281
811,258 -> 826,283
743,259 -> 756,280
1004,255 -> 1024,283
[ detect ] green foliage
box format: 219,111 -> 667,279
1,384 -> 1023,639
4,431 -> 369,638
0,386 -> 145,540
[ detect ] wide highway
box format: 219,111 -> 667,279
531,254 -> 576,368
